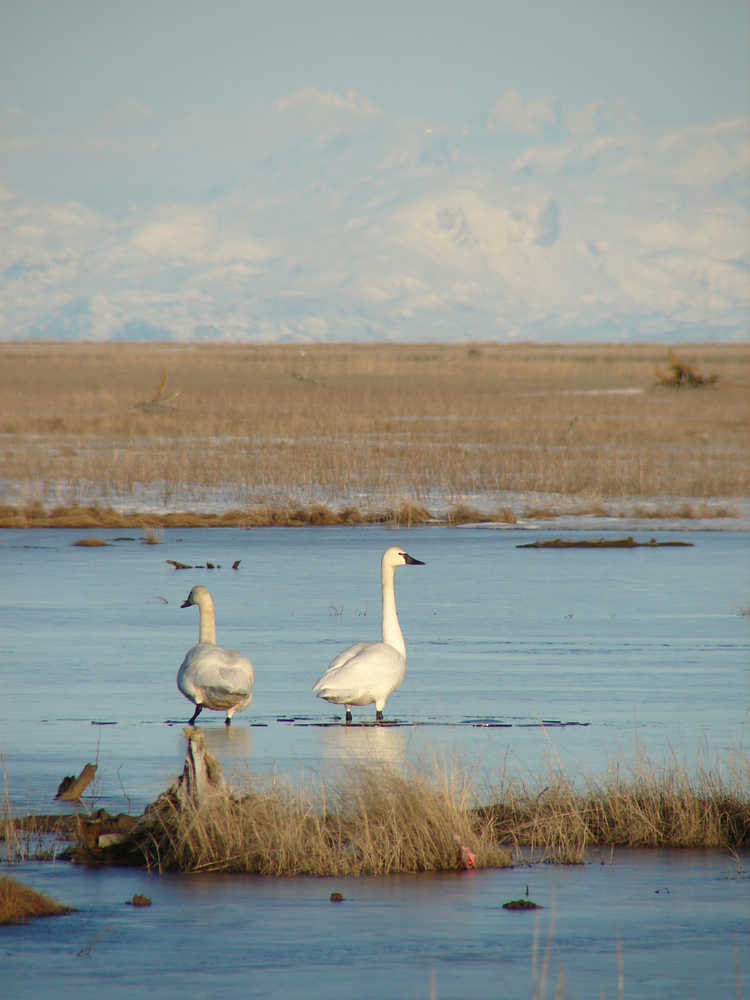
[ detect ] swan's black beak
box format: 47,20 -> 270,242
180,599 -> 192,608
403,553 -> 425,565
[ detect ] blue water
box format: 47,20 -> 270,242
1,525 -> 749,999
3,848 -> 749,1000
1,525 -> 747,813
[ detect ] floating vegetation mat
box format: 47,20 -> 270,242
517,536 -> 694,549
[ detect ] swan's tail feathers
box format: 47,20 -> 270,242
313,685 -> 359,705
203,686 -> 253,709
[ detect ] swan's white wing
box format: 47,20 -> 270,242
217,649 -> 255,691
312,641 -> 374,695
327,641 -> 374,672
312,641 -> 405,706
179,644 -> 254,709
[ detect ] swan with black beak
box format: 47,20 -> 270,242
313,546 -> 425,724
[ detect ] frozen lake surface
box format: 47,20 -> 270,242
1,524 -> 748,998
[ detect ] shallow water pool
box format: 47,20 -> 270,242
1,524 -> 746,812
1,524 -> 748,999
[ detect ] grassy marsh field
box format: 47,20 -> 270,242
0,341 -> 748,525
130,753 -> 750,874
4,742 -> 748,875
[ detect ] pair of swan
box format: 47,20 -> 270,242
177,546 -> 424,726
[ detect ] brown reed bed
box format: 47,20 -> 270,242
127,761 -> 513,876
0,875 -> 71,924
0,497 -> 741,530
445,503 -> 517,524
0,501 -> 438,529
0,804 -> 87,864
482,752 -> 750,864
4,744 -> 748,875
76,745 -> 750,876
0,342 -> 748,515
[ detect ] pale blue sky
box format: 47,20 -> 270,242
5,0 -> 748,125
1,0 -> 748,342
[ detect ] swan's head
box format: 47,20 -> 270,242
181,585 -> 211,608
382,545 -> 425,570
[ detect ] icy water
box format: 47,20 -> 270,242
1,524 -> 749,998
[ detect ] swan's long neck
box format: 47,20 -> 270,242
380,561 -> 406,657
196,593 -> 217,644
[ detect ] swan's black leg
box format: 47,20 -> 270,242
376,710 -> 384,723
224,715 -> 232,726
188,704 -> 203,725
345,707 -> 352,725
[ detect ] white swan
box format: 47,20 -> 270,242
312,546 -> 425,724
177,585 -> 254,726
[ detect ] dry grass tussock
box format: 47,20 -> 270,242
4,741 -> 748,875
0,498 -> 739,530
92,736 -> 750,875
1,342 -> 748,512
0,500 -> 469,528
483,751 -> 750,863
0,875 -> 71,924
134,760 -> 512,876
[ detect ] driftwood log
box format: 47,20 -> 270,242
55,763 -> 97,800
70,729 -> 231,864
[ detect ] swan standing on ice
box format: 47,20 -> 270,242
177,585 -> 254,726
312,546 -> 425,724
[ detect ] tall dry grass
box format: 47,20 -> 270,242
111,750 -> 750,875
0,342 -> 748,513
134,760 -> 512,875
483,750 -> 750,863
0,875 -> 71,924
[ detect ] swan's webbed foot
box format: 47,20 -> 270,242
376,710 -> 384,723
188,704 -> 203,726
224,715 -> 232,726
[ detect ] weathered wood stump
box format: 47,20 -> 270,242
165,727 -> 229,810
55,763 -> 97,800
69,730 -> 231,864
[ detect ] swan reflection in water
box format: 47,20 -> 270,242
318,720 -> 407,766
199,722 -> 253,759
174,723 -> 253,786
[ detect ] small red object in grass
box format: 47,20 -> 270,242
461,846 -> 476,869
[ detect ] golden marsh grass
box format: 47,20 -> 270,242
133,760 -> 513,876
0,875 -> 71,924
483,750 -> 750,864
101,750 -> 750,875
0,341 -> 748,520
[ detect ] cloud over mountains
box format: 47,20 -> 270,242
1,89 -> 748,343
